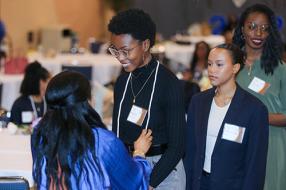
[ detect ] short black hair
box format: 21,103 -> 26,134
108,9 -> 156,48
20,61 -> 50,96
215,43 -> 245,72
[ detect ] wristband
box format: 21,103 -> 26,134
133,150 -> 146,158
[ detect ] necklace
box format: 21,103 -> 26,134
247,64 -> 252,76
29,95 -> 47,119
130,68 -> 156,103
215,90 -> 234,106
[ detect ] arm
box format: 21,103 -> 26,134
10,99 -> 22,125
269,113 -> 286,126
101,130 -> 152,190
269,65 -> 286,126
242,104 -> 269,190
149,80 -> 186,187
184,97 -> 197,189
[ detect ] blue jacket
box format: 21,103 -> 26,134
184,85 -> 269,190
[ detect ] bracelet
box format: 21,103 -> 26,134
133,150 -> 146,158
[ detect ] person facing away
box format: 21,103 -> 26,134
232,3 -> 286,190
10,61 -> 51,125
184,43 -> 269,190
31,71 -> 153,190
108,9 -> 186,190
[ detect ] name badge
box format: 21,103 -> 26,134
222,123 -> 245,143
21,111 -> 34,123
127,105 -> 147,126
248,77 -> 270,94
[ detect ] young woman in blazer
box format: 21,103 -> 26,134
184,43 -> 269,190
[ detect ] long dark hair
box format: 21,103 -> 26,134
232,3 -> 283,75
32,71 -> 106,189
190,41 -> 210,73
20,61 -> 50,96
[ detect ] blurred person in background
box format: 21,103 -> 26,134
10,61 -> 51,125
190,41 -> 212,91
32,71 -> 153,189
233,3 -> 286,190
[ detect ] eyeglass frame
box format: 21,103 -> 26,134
108,44 -> 141,59
244,22 -> 271,33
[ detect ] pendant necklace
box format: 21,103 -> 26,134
215,89 -> 235,106
130,68 -> 156,104
247,64 -> 252,76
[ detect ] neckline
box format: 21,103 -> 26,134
132,57 -> 156,77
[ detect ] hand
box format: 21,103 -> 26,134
149,186 -> 154,190
134,129 -> 152,155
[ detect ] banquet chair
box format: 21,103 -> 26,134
62,65 -> 93,81
0,176 -> 29,190
0,83 -> 2,107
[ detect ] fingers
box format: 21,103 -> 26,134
140,129 -> 152,143
141,129 -> 152,136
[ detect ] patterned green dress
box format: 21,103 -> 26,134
237,59 -> 286,190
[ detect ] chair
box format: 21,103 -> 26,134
62,64 -> 93,81
0,83 -> 2,107
0,176 -> 29,190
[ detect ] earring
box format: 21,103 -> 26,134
241,34 -> 245,40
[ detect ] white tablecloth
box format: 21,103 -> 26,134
0,129 -> 33,187
0,74 -> 23,110
164,42 -> 196,67
163,35 -> 225,67
174,35 -> 225,47
28,53 -> 122,85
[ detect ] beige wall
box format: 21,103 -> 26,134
1,0 -> 112,51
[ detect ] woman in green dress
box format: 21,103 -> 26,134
233,4 -> 286,190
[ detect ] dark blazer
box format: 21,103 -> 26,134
184,85 -> 269,190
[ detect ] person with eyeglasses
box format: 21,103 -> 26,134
233,4 -> 286,190
108,9 -> 186,190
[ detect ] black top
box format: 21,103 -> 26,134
112,57 -> 186,187
10,95 -> 45,125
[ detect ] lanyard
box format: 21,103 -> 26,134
29,95 -> 47,119
116,61 -> 160,137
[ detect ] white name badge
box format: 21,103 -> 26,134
248,77 -> 270,94
222,123 -> 245,143
127,105 -> 147,126
21,111 -> 34,123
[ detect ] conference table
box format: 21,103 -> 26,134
0,53 -> 122,111
0,129 -> 33,187
161,35 -> 225,68
28,53 -> 122,85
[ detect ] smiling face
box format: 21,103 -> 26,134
110,34 -> 147,72
208,48 -> 240,87
242,12 -> 270,51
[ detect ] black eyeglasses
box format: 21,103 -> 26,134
108,45 -> 140,59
